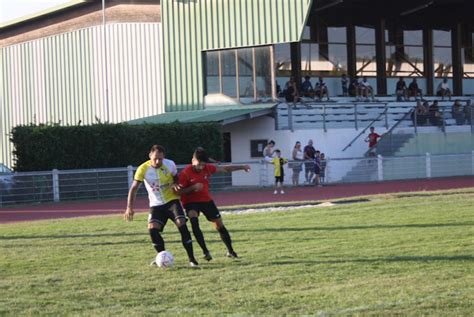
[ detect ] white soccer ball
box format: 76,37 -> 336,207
156,250 -> 174,268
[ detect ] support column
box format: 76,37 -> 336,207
375,19 -> 387,95
290,42 -> 302,92
423,28 -> 434,95
451,23 -> 463,96
347,23 -> 357,79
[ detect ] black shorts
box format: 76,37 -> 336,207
184,200 -> 221,221
148,199 -> 186,229
275,176 -> 284,183
314,167 -> 321,175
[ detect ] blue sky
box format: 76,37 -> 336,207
1,0 -> 70,23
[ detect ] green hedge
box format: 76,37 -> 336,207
11,122 -> 223,171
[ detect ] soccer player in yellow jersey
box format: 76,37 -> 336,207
124,145 -> 198,267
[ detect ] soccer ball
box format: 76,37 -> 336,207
156,250 -> 174,268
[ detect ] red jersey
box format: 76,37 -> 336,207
368,133 -> 381,148
178,163 -> 217,205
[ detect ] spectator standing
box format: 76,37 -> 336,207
315,77 -> 330,101
408,78 -> 423,100
270,150 -> 288,194
303,139 -> 316,184
365,127 -> 381,156
436,78 -> 452,101
395,77 -> 408,101
291,141 -> 304,186
341,74 -> 349,96
313,150 -> 322,187
451,100 -> 465,125
319,153 -> 327,184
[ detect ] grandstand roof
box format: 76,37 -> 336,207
127,104 -> 275,126
312,0 -> 473,29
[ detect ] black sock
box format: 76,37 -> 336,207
178,225 -> 197,263
190,217 -> 209,254
149,228 -> 165,253
217,226 -> 234,253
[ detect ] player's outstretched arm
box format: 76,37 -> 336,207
217,165 -> 251,173
124,180 -> 141,221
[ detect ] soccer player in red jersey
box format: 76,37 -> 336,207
178,148 -> 250,261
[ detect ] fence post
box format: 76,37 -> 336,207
472,151 -> 474,175
425,153 -> 431,178
288,103 -> 294,132
127,165 -> 134,189
52,169 -> 60,202
377,155 -> 383,181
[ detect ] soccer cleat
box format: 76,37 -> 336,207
189,261 -> 199,268
273,190 -> 278,194
203,252 -> 213,261
226,251 -> 239,259
280,190 -> 285,194
150,259 -> 157,266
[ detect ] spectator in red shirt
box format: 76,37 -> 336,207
178,148 -> 250,261
365,127 -> 382,156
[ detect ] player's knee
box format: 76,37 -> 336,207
148,222 -> 162,230
213,219 -> 224,230
187,210 -> 198,218
175,218 -> 187,227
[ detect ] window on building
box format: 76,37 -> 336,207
464,31 -> 474,78
204,46 -> 274,102
356,27 -> 376,76
386,30 -> 424,77
300,26 -> 347,77
433,30 -> 452,78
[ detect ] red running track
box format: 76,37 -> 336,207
1,176 -> 473,224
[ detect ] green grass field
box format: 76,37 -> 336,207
1,189 -> 473,316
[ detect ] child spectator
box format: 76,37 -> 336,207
313,151 -> 322,187
365,127 -> 381,156
270,149 -> 288,194
319,153 -> 327,184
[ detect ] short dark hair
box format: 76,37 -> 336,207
274,149 -> 281,153
150,144 -> 165,154
194,147 -> 210,163
268,140 -> 275,145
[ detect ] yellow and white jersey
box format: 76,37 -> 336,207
134,159 -> 180,207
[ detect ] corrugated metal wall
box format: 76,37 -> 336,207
0,23 -> 163,168
162,0 -> 313,112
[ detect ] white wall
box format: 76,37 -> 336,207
223,115 -> 388,185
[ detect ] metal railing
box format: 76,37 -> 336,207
1,153 -> 473,207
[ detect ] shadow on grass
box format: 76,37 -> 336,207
0,232 -> 146,240
232,222 -> 473,233
270,255 -> 474,265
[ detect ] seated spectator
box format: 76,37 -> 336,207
301,76 -> 315,98
451,100 -> 465,125
314,77 -> 330,101
359,76 -> 375,101
341,74 -> 348,97
429,100 -> 443,127
395,77 -> 408,101
411,101 -> 429,126
436,78 -> 452,101
348,76 -> 360,98
284,79 -> 300,104
408,78 -> 423,100
464,100 -> 472,125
